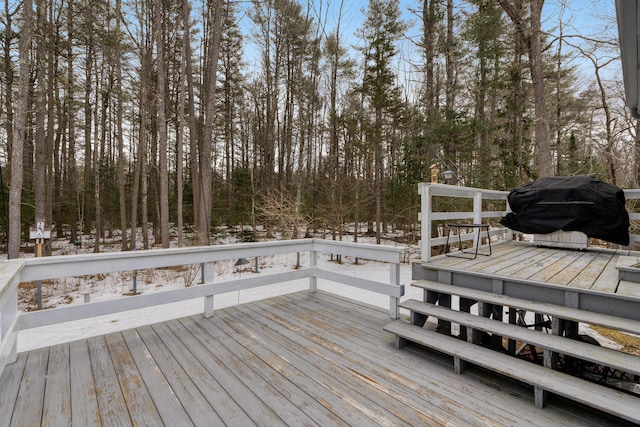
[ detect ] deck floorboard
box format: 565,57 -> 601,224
430,241 -> 637,295
1,290 -> 634,426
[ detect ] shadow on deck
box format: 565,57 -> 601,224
0,290 -> 632,426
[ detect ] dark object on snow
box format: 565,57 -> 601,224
500,176 -> 630,246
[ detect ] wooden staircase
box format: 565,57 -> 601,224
384,280 -> 640,424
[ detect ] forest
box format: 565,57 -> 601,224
0,0 -> 635,257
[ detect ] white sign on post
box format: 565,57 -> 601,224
29,220 -> 51,240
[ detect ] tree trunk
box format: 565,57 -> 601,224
45,1 -> 56,234
3,0 -> 14,170
199,0 -> 224,245
130,124 -> 142,249
182,0 -> 200,236
499,0 -> 553,178
115,0 -> 128,250
155,0 -> 170,248
529,0 -> 552,177
66,0 -> 78,244
8,0 -> 32,258
53,96 -> 64,239
94,66 -> 105,253
34,0 -> 47,225
83,39 -> 94,236
176,5 -> 187,247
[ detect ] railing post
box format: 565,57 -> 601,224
420,183 -> 433,263
203,262 -> 215,317
506,199 -> 513,241
309,248 -> 317,293
473,191 -> 483,249
389,261 -> 400,319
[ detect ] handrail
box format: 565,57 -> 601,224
419,183 -> 511,263
0,262 -> 23,377
0,239 -> 406,378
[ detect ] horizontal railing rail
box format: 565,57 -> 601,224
419,182 -> 640,262
0,239 -> 406,378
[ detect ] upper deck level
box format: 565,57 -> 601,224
416,183 -> 640,321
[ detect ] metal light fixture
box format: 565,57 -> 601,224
443,170 -> 455,185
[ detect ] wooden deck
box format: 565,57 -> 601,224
458,240 -> 640,292
429,241 -> 638,294
0,290 -> 633,426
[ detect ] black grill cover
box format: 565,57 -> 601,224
499,176 -> 630,246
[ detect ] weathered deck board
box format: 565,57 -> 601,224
437,240 -> 518,267
524,249 -> 582,282
119,328 -> 195,426
69,340 -> 100,426
212,303 -> 390,426
134,324 -> 223,425
69,339 -> 101,426
590,253 -> 623,293
1,290 -> 633,426
0,352 -> 26,427
87,335 -> 131,426
236,301 -> 452,426
489,247 -> 553,277
170,317 -> 319,427
42,344 -> 71,427
477,246 -> 550,275
13,348 -> 48,427
185,315 -> 345,426
148,321 -> 253,425
428,241 -> 635,293
271,292 -> 622,427
617,280 -> 640,297
547,250 -> 602,286
568,251 -> 616,289
267,294 -> 518,426
104,331 -> 163,426
150,320 -> 277,426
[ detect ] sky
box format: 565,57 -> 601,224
237,0 -> 620,83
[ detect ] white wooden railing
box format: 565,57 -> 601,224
419,182 -> 640,263
0,239 -> 406,377
419,183 -> 511,262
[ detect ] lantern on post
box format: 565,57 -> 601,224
443,170 -> 455,185
430,164 -> 439,183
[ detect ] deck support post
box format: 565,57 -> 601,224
534,386 -> 547,408
459,298 -> 473,341
473,301 -> 489,344
390,262 -> 400,319
394,335 -> 407,349
309,249 -> 317,293
453,356 -> 466,374
508,308 -> 517,355
203,262 -> 215,317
